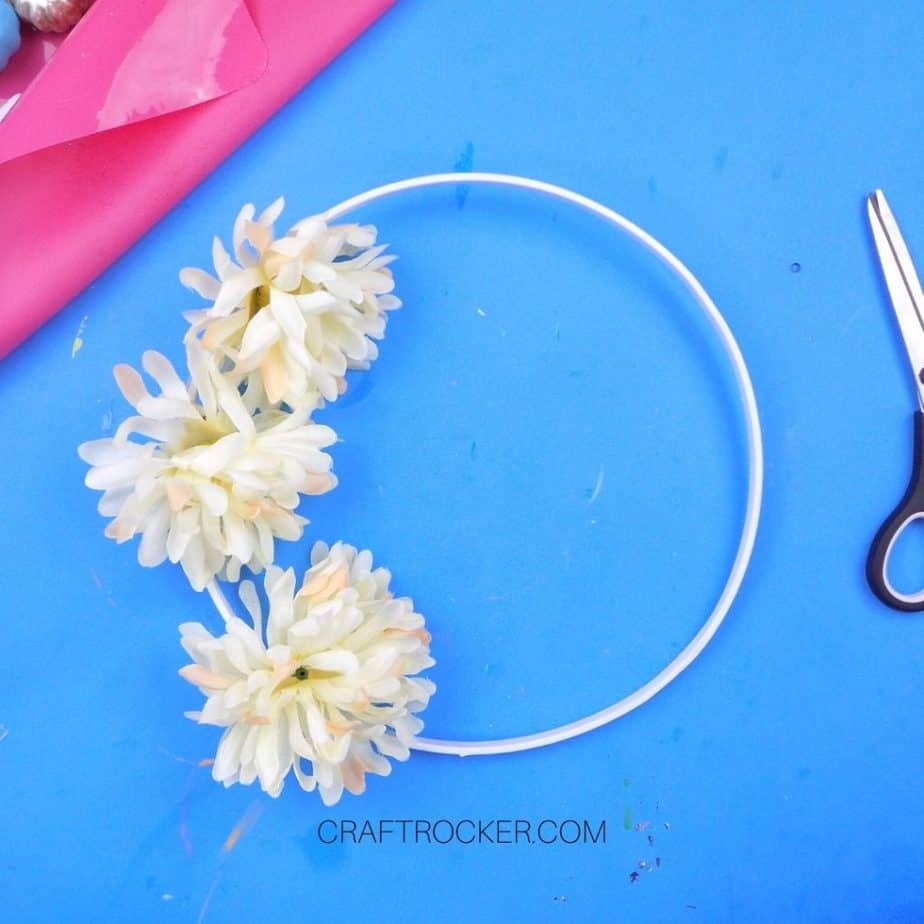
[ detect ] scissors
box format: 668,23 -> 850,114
867,190 -> 924,611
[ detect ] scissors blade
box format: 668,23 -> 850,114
868,189 -> 924,410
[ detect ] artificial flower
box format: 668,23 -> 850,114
78,346 -> 338,591
179,542 -> 435,805
180,198 -> 400,407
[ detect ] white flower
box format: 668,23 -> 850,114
179,542 -> 435,805
78,346 -> 338,591
181,198 -> 400,407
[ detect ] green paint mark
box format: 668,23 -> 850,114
622,777 -> 632,830
71,315 -> 89,358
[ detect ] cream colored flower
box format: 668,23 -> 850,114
179,542 -> 435,805
181,198 -> 400,407
78,346 -> 337,591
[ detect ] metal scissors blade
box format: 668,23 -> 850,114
868,190 -> 924,410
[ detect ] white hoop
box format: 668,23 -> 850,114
208,172 -> 764,758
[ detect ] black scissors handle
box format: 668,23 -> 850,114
867,410 -> 924,611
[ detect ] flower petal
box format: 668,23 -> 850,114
179,267 -> 221,299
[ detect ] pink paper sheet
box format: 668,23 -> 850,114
0,0 -> 395,358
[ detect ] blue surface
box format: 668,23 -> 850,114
0,1 -> 20,71
2,1 -> 923,921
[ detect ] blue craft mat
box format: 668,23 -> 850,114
2,1 -> 923,921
